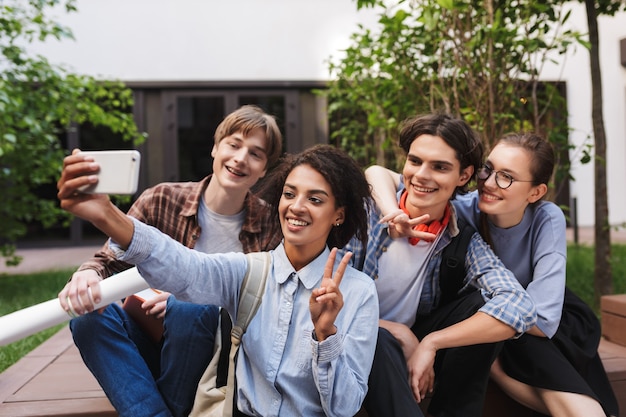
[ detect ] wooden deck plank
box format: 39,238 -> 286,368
0,356 -> 55,404
599,338 -> 626,414
0,398 -> 116,417
2,323 -> 626,417
0,327 -> 74,403
0,326 -> 116,416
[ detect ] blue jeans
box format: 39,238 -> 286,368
70,296 -> 220,417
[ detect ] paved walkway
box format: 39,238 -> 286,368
566,226 -> 626,245
0,245 -> 101,275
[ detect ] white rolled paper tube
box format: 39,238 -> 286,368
0,267 -> 149,346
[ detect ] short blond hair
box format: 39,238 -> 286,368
214,105 -> 283,168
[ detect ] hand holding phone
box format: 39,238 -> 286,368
78,150 -> 141,195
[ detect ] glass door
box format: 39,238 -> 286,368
167,91 -> 293,182
176,96 -> 225,181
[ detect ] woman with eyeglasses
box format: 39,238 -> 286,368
365,132 -> 618,417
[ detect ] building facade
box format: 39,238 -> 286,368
30,0 -> 626,236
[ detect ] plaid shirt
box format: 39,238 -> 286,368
78,175 -> 282,279
342,192 -> 536,335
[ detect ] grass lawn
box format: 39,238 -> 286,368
566,244 -> 626,309
0,268 -> 75,373
1,244 -> 626,373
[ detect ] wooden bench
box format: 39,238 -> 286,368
3,295 -> 626,417
479,294 -> 626,416
601,294 -> 626,412
602,294 -> 626,347
477,338 -> 626,416
0,326 -> 116,417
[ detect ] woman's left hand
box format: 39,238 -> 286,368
309,248 -> 352,341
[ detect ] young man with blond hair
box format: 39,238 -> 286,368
58,105 -> 283,417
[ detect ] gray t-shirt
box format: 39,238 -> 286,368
194,197 -> 244,254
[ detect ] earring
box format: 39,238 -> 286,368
335,223 -> 340,227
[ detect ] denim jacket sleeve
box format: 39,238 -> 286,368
465,232 -> 537,336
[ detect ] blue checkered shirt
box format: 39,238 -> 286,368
341,194 -> 536,335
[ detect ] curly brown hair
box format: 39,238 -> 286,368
258,145 -> 371,249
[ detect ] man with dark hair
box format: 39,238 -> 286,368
343,113 -> 536,417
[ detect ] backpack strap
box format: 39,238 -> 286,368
216,252 -> 271,388
438,217 -> 475,306
223,252 -> 271,417
231,251 -> 271,345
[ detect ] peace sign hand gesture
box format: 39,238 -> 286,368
309,248 -> 352,341
380,210 -> 436,241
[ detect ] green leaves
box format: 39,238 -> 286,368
0,0 -> 144,267
325,0 -> 577,181
436,0 -> 455,10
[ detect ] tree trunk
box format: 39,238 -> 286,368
374,127 -> 386,166
585,0 -> 613,303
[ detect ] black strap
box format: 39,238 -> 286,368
438,217 -> 475,306
215,308 -> 233,388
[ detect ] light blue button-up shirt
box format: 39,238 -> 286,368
111,217 -> 379,417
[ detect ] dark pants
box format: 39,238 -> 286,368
363,327 -> 425,417
364,291 -> 502,417
233,407 -> 250,417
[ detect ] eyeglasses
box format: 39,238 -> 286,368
477,165 -> 534,189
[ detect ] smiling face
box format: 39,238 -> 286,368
477,143 -> 547,228
279,164 -> 345,270
210,127 -> 268,193
402,134 -> 473,221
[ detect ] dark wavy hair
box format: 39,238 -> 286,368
258,145 -> 371,249
399,113 -> 483,197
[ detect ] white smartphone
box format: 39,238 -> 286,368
79,150 -> 141,195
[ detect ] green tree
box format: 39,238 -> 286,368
325,0 -> 581,194
0,0 -> 144,266
329,0 -> 626,301
579,0 -> 626,302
